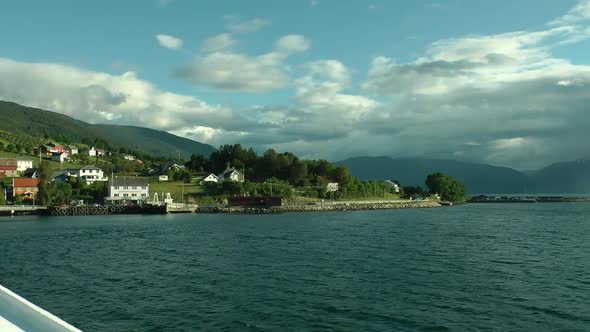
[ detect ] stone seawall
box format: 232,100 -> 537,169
197,201 -> 441,214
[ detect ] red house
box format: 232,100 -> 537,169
12,178 -> 40,201
0,158 -> 18,178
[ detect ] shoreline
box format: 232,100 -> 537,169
0,201 -> 442,217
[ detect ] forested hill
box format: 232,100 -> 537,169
336,156 -> 532,194
0,100 -> 216,158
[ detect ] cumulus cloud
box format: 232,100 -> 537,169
0,57 -> 269,139
2,2 -> 590,169
359,13 -> 590,168
201,33 -> 236,52
155,34 -> 183,50
175,35 -> 310,92
225,17 -> 270,34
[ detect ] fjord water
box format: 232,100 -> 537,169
1,204 -> 589,331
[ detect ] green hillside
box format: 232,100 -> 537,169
0,101 -> 216,158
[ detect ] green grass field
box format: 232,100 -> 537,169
149,180 -> 209,203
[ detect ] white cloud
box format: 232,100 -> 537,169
0,57 -> 258,139
175,35 -> 311,92
2,1 -> 590,169
549,0 -> 590,26
155,34 -> 183,50
225,17 -> 270,33
274,35 -> 311,55
201,33 -> 236,52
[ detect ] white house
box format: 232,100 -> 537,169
383,180 -> 400,193
51,152 -> 69,163
326,182 -> 339,192
218,167 -> 244,183
162,162 -> 186,173
201,173 -> 219,184
96,149 -> 106,157
122,154 -> 136,161
105,177 -> 149,205
16,158 -> 33,172
82,147 -> 97,157
158,175 -> 169,182
67,145 -> 79,155
78,165 -> 107,184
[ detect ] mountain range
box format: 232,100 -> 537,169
337,156 -> 590,195
0,101 -> 216,158
2,100 -> 588,194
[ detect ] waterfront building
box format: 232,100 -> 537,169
16,158 -> 34,172
105,177 -> 149,205
12,178 -> 39,202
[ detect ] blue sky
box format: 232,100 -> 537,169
1,0 -> 589,169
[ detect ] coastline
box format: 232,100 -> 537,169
0,200 -> 442,217
194,200 -> 441,214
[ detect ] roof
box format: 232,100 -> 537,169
51,151 -> 67,156
221,168 -> 241,176
50,171 -> 67,179
13,178 -> 39,187
0,158 -> 17,167
109,177 -> 149,187
80,165 -> 101,170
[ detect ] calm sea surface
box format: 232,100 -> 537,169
1,204 -> 589,331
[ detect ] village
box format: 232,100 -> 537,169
0,142 -> 412,212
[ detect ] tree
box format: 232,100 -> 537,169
425,172 -> 466,202
402,186 -> 427,199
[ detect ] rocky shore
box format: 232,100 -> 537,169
196,200 -> 441,214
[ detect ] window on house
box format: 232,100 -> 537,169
123,194 -> 129,197
132,194 -> 137,197
114,194 -> 119,197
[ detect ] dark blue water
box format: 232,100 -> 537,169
1,204 -> 590,331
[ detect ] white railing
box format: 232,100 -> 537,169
0,284 -> 81,332
0,205 -> 45,211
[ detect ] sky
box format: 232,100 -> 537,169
0,0 -> 589,170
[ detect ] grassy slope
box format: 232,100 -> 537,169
0,101 -> 216,158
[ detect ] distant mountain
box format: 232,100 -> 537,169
530,159 -> 590,194
336,156 -> 532,194
0,101 -> 216,158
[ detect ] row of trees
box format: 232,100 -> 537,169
186,144 -> 353,187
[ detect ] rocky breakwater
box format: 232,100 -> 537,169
280,200 -> 441,213
196,200 -> 441,214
